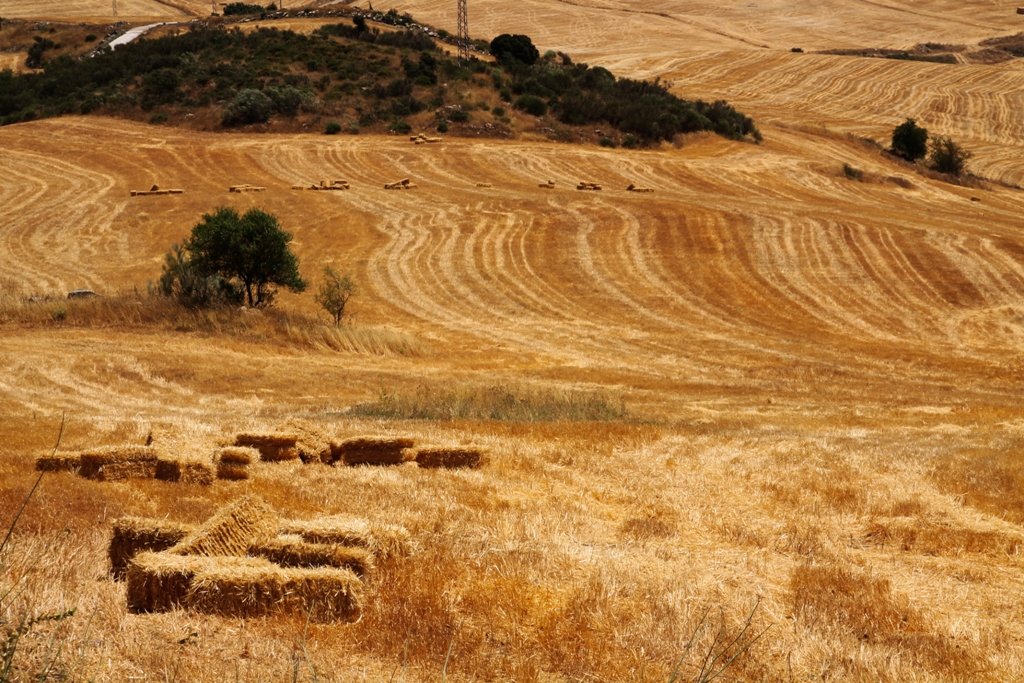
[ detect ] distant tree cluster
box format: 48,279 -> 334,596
890,118 -> 972,177
221,2 -> 270,16
489,34 -> 760,144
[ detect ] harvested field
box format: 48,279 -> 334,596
5,0 -> 1024,677
108,516 -> 194,578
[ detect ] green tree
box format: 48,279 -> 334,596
315,266 -> 357,325
489,34 -> 539,66
891,118 -> 928,161
186,207 -> 306,307
221,88 -> 273,126
928,135 -> 972,177
158,242 -> 240,308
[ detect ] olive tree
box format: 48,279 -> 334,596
162,207 -> 306,308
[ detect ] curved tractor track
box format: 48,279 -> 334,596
3,118 -> 1024,412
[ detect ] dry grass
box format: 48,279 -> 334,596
349,384 -> 629,422
0,292 -> 426,357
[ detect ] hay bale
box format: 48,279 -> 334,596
217,463 -> 249,480
155,459 -> 215,486
219,446 -> 258,465
475,182 -> 492,188
109,517 -> 195,579
35,452 -> 80,473
126,551 -> 207,612
415,447 -> 483,470
281,516 -> 411,560
291,185 -> 306,190
277,418 -> 332,464
249,538 -> 371,576
170,494 -> 280,557
234,432 -> 299,461
330,437 -> 415,466
79,445 -> 158,481
188,564 -> 363,622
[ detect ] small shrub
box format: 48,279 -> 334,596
891,118 -> 928,161
449,109 -> 469,122
621,134 -> 638,149
85,33 -> 97,42
929,135 -> 972,176
436,119 -> 449,133
389,120 -> 412,134
222,2 -> 265,15
842,163 -> 863,180
513,94 -> 547,117
149,112 -> 168,124
51,308 -> 66,321
221,88 -> 274,126
325,121 -> 341,135
492,106 -> 505,117
315,266 -> 357,325
599,137 -> 615,148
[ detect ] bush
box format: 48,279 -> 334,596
621,134 -> 638,149
158,243 -> 240,308
149,112 -> 168,124
85,34 -> 97,42
315,266 -> 357,325
389,120 -> 412,134
514,94 -> 547,117
222,2 -> 265,15
492,106 -> 505,117
436,119 -> 448,133
324,120 -> 341,134
599,137 -> 615,148
929,135 -> 972,176
266,85 -> 303,117
490,34 -> 539,66
449,108 -> 469,122
221,88 -> 274,126
891,118 -> 928,161
183,207 -> 306,307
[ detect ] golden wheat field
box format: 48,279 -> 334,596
4,1 -> 1024,682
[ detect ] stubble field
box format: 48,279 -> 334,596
3,1 -> 1024,682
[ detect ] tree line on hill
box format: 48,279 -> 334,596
0,17 -> 759,146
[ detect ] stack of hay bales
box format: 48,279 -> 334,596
229,184 -> 266,193
35,444 -> 212,486
279,515 -> 412,561
109,517 -> 195,579
78,446 -> 159,481
117,496 -> 400,622
155,458 -> 214,486
576,181 -> 602,191
234,432 -> 299,461
626,183 -> 654,193
539,180 -> 556,189
35,452 -> 81,473
414,447 -> 484,470
384,178 -> 418,190
296,180 -> 350,191
410,133 -> 442,144
475,182 -> 492,188
278,418 -> 332,464
330,437 -> 415,466
216,446 -> 257,480
130,185 -> 184,197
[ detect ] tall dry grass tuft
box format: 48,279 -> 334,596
349,383 -> 628,422
790,561 -> 984,679
0,291 -> 424,356
930,448 -> 1024,524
